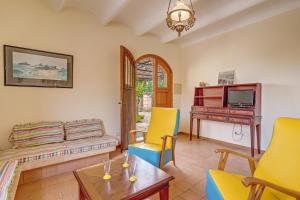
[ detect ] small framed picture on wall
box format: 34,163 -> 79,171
4,45 -> 73,88
218,70 -> 235,85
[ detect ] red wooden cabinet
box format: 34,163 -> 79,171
190,83 -> 262,157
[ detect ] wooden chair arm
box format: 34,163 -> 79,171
242,177 -> 300,200
161,135 -> 174,148
160,135 -> 176,168
161,135 -> 176,149
215,149 -> 258,175
129,130 -> 147,144
216,149 -> 258,161
130,130 -> 147,134
161,135 -> 176,140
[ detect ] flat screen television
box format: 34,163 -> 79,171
228,90 -> 255,107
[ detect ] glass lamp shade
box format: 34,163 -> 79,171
170,1 -> 191,21
166,0 -> 196,37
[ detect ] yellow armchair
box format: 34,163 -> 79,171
128,107 -> 180,168
206,118 -> 300,200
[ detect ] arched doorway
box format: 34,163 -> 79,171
136,54 -> 173,108
120,47 -> 173,150
135,55 -> 173,131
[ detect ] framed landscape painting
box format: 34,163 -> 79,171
4,45 -> 73,88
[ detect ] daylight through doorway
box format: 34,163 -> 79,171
136,57 -> 154,131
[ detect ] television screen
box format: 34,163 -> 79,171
228,90 -> 254,106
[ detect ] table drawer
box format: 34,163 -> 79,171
206,108 -> 228,114
193,114 -> 208,119
229,109 -> 254,116
228,117 -> 251,124
208,115 -> 226,121
192,106 -> 207,112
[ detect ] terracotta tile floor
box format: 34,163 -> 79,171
15,134 -> 256,200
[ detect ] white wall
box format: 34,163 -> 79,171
180,7 -> 300,150
1,0 -> 299,151
0,0 -> 181,148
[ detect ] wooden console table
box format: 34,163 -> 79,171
190,83 -> 262,157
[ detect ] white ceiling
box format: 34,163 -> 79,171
48,0 -> 300,47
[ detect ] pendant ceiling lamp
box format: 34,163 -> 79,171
166,0 -> 196,37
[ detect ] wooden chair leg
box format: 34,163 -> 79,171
160,150 -> 165,168
218,152 -> 229,171
172,148 -> 176,167
172,138 -> 176,167
160,136 -> 177,168
160,136 -> 168,168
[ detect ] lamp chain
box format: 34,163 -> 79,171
167,0 -> 172,13
190,0 -> 194,11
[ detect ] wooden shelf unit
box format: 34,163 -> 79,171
190,83 -> 262,157
194,86 -> 225,108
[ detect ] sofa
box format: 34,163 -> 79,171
0,119 -> 118,200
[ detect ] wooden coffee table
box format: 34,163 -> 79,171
73,155 -> 174,200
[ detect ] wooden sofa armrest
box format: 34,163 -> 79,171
215,149 -> 259,175
129,130 -> 147,144
160,135 -> 176,168
242,177 -> 300,200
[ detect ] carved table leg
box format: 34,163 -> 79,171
159,184 -> 170,200
190,113 -> 193,141
250,124 -> 255,157
197,119 -> 200,139
256,124 -> 261,154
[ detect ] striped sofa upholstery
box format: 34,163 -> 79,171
0,136 -> 118,167
9,121 -> 64,149
1,119 -> 118,166
0,160 -> 19,200
0,143 -> 66,165
64,135 -> 118,155
64,119 -> 105,140
0,119 -> 118,200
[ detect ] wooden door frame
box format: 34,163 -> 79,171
136,54 -> 173,107
120,45 -> 136,151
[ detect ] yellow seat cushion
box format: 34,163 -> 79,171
209,169 -> 278,200
145,107 -> 178,149
129,142 -> 170,152
254,118 -> 300,200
